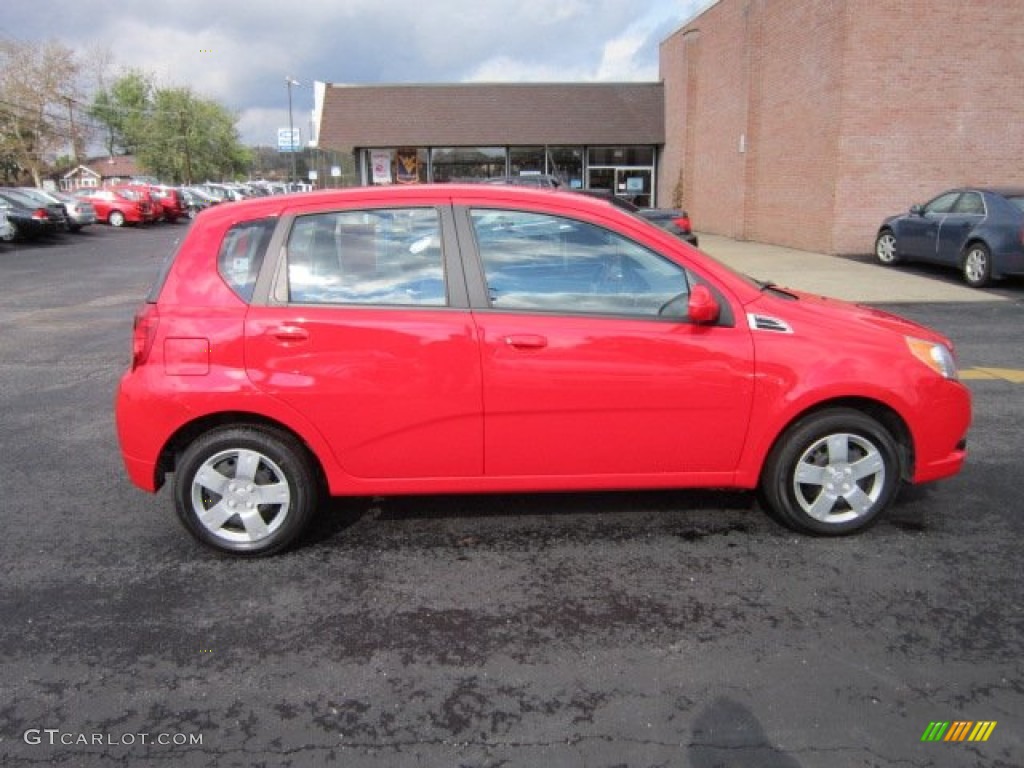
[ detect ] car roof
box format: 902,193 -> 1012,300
981,186 -> 1024,197
191,183 -> 620,228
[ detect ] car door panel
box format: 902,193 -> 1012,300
245,308 -> 483,479
459,205 -> 755,480
244,204 -> 484,480
475,312 -> 754,478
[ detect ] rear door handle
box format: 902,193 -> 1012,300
269,325 -> 310,343
504,334 -> 548,349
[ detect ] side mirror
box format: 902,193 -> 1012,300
910,204 -> 925,216
688,284 -> 720,325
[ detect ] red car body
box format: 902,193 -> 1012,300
115,185 -> 970,555
110,185 -> 160,223
76,188 -> 152,226
148,186 -> 187,222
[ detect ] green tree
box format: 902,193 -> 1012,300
0,38 -> 84,186
90,74 -> 250,184
89,70 -> 152,156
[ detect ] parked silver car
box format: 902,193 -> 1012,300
47,191 -> 98,232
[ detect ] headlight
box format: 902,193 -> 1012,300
906,337 -> 958,379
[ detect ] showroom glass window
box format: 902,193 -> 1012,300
286,208 -> 446,306
430,147 -> 506,182
469,210 -> 688,317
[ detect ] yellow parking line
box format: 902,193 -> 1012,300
961,367 -> 1024,383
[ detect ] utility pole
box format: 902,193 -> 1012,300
285,77 -> 299,187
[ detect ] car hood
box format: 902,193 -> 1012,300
746,287 -> 951,346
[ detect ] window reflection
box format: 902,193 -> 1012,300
470,210 -> 688,317
287,208 -> 446,306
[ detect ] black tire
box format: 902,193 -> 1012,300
109,210 -> 126,228
874,230 -> 900,265
962,242 -> 992,288
759,408 -> 901,535
173,426 -> 320,556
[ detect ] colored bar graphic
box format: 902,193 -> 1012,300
945,721 -> 972,741
921,721 -> 996,742
969,722 -> 997,742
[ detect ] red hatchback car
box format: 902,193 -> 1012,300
115,185 -> 971,556
77,188 -> 152,227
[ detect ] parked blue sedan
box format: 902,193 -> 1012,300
875,187 -> 1024,287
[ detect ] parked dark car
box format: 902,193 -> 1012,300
875,187 -> 1024,287
579,189 -> 699,247
181,187 -> 217,218
0,189 -> 62,240
21,189 -> 96,232
7,187 -> 69,231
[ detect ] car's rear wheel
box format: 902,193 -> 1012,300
874,230 -> 900,265
962,243 -> 992,288
173,426 -> 320,556
760,408 -> 901,535
109,210 -> 126,227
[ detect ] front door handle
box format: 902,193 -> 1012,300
269,325 -> 310,343
504,334 -> 548,349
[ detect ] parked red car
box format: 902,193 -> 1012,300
75,188 -> 152,227
116,185 -> 971,556
110,185 -> 160,223
149,186 -> 187,222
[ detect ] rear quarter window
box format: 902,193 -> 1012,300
217,218 -> 277,302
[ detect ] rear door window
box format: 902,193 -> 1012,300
285,208 -> 446,306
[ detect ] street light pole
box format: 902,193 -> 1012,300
285,76 -> 300,187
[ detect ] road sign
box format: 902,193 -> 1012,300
277,128 -> 300,153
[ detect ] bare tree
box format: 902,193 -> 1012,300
0,38 -> 83,186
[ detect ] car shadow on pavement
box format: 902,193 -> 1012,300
303,489 -> 763,550
689,697 -> 804,768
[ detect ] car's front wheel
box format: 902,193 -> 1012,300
109,210 -> 126,227
874,230 -> 900,265
962,243 -> 992,288
173,426 -> 320,556
760,408 -> 901,535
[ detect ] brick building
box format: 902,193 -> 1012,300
658,0 -> 1024,254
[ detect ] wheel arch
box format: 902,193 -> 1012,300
155,411 -> 329,493
959,236 -> 990,260
759,396 -> 914,485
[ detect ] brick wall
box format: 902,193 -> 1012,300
660,0 -> 1024,254
833,0 -> 1024,254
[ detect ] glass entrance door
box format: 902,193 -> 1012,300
586,167 -> 653,207
615,169 -> 652,207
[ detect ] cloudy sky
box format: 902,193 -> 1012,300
4,0 -> 709,147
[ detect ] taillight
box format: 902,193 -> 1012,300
131,303 -> 160,370
32,208 -> 49,221
673,215 -> 692,232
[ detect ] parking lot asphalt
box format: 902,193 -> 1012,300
1,224 -> 1021,768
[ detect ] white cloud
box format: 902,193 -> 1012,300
11,0 -> 705,144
